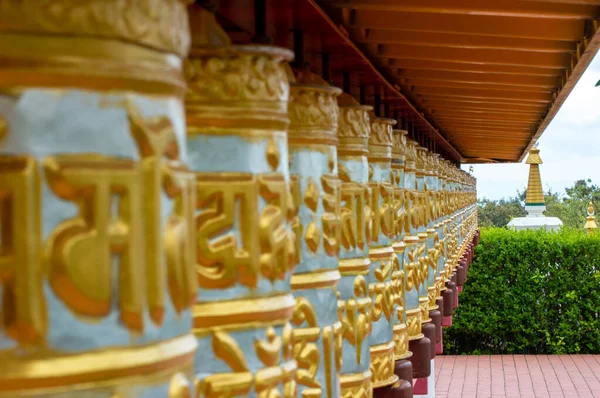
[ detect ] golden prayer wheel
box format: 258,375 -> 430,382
366,114 -> 399,390
287,68 -> 343,398
0,1 -> 197,396
185,7 -> 296,397
336,93 -> 374,398
391,128 -> 413,390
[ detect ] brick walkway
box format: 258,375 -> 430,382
435,355 -> 600,397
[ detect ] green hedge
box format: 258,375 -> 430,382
443,227 -> 600,355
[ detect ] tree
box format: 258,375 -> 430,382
477,179 -> 600,229
478,196 -> 526,227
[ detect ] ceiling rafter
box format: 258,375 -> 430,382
349,11 -> 585,40
323,0 -> 599,19
353,29 -> 577,53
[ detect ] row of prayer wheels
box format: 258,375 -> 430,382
0,3 -> 478,397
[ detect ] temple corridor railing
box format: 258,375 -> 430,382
0,3 -> 478,398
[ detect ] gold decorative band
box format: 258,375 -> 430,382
291,269 -> 341,290
393,323 -> 410,361
406,308 -> 424,340
193,294 -> 295,333
0,334 -> 196,392
369,246 -> 394,259
0,0 -> 191,56
0,34 -> 185,96
340,370 -> 373,398
338,135 -> 369,146
370,341 -> 399,389
197,359 -> 297,397
367,154 -> 392,162
428,286 -> 438,307
420,297 -> 431,323
404,235 -> 419,244
392,240 -> 406,254
339,257 -> 371,275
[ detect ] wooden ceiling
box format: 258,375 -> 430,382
213,0 -> 600,163
320,0 -> 600,163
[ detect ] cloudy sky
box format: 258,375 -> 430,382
463,53 -> 600,201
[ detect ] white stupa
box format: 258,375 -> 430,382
507,145 -> 562,231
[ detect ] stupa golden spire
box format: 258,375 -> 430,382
525,145 -> 545,206
508,143 -> 562,229
584,202 -> 598,235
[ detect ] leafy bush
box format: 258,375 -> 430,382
444,227 -> 600,355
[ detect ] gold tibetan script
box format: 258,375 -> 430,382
195,173 -> 295,289
0,156 -> 45,344
338,275 -> 371,364
292,297 -> 340,398
339,182 -> 369,252
370,257 -> 394,323
197,325 -> 297,397
44,154 -> 144,332
370,182 -> 394,240
129,105 -> 197,324
321,173 -> 341,257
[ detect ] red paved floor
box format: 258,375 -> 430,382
435,355 -> 600,398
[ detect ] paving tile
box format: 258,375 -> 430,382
434,355 -> 600,397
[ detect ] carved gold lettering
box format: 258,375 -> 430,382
0,156 -> 45,344
292,297 -> 321,393
195,174 -> 259,289
370,183 -> 394,239
340,183 -> 367,252
259,174 -> 296,283
290,175 -> 302,262
338,275 -> 371,365
44,155 -> 143,332
321,173 -> 341,257
164,163 -> 197,314
195,173 -> 294,289
371,258 -> 394,322
128,104 -> 194,325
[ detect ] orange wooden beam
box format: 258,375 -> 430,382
383,59 -> 563,76
439,117 -> 537,126
355,29 -> 577,53
432,112 -> 541,122
324,0 -> 599,19
349,11 -> 585,41
418,97 -> 550,109
396,69 -> 559,88
437,121 -> 538,131
412,87 -> 553,102
426,106 -> 545,116
449,131 -> 532,137
399,78 -> 554,93
378,45 -> 572,68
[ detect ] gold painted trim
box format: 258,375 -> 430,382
340,370 -> 373,398
339,257 -> 371,275
406,308 -> 424,340
193,294 -> 295,331
291,269 -> 341,290
369,246 -> 394,259
0,0 -> 191,56
0,334 -> 196,392
0,34 -> 185,96
392,240 -> 406,254
404,235 -> 419,244
370,341 -> 399,389
393,323 -> 410,361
